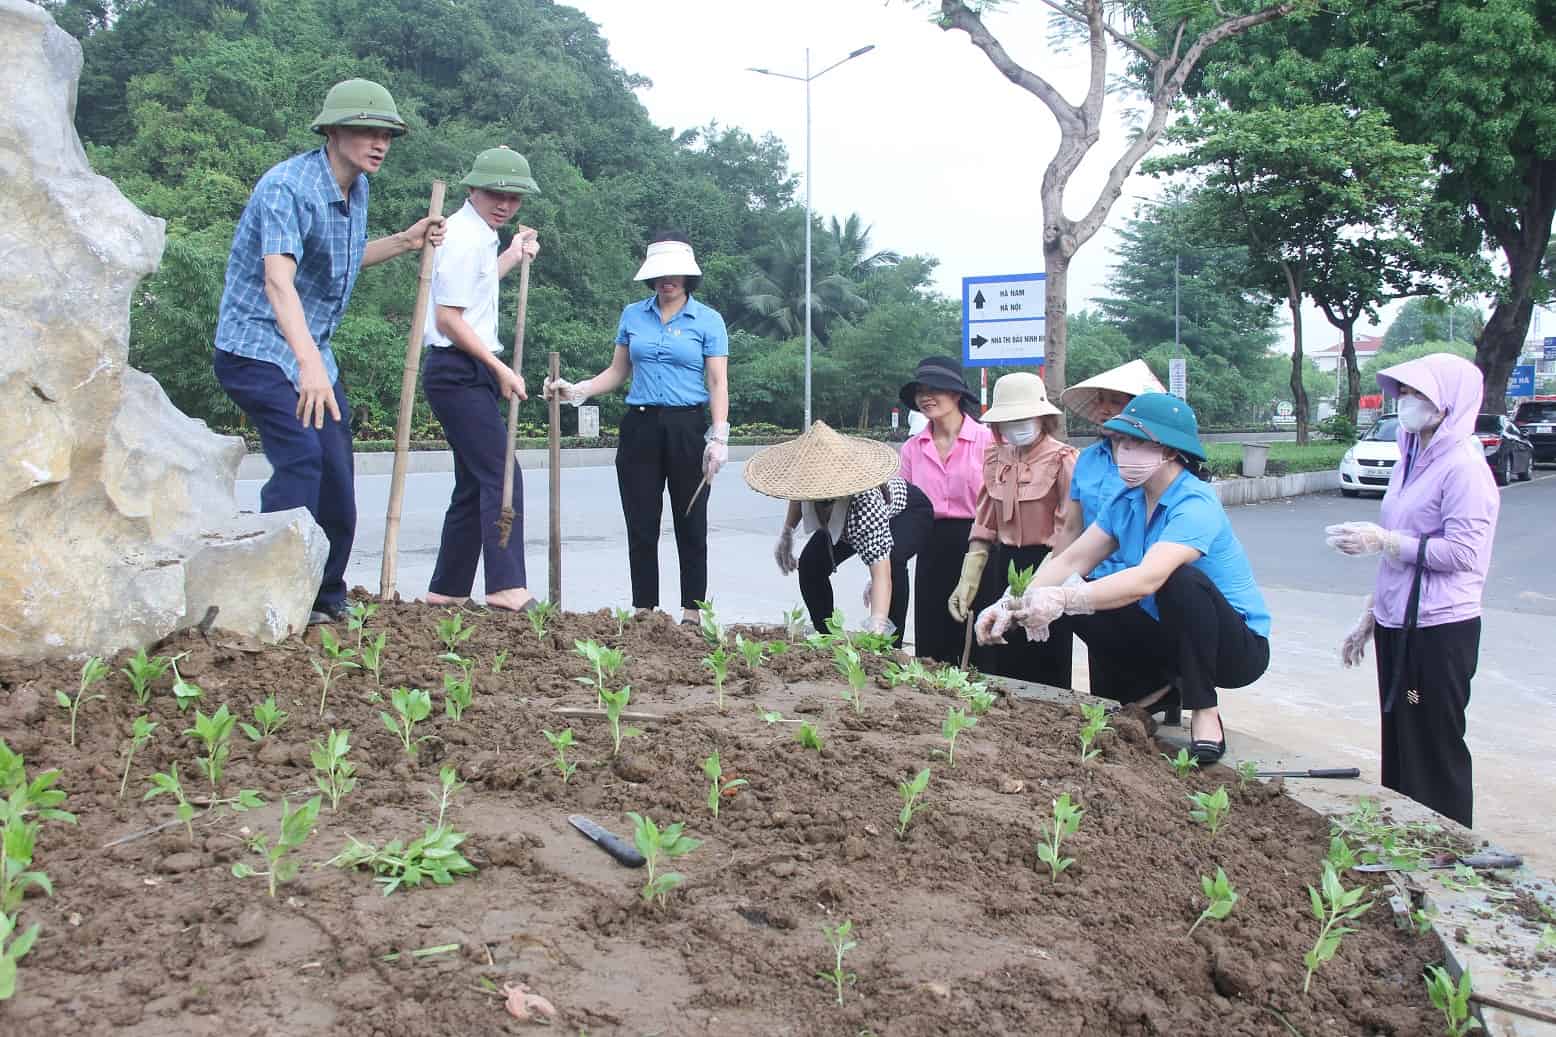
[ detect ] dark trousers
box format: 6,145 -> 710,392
423,349 -> 526,596
912,518 -> 1001,665
984,543 -> 1074,690
615,405 -> 708,610
798,483 -> 934,645
1374,618 -> 1479,829
1084,576 -> 1131,700
1070,565 -> 1269,709
214,349 -> 354,612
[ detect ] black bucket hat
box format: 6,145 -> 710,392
899,357 -> 980,417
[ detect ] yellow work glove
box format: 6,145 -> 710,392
947,543 -> 990,622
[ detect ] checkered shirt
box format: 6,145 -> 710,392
214,147 -> 369,386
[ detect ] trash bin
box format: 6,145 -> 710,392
1241,442 -> 1270,478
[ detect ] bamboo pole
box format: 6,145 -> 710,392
495,255 -> 532,548
380,180 -> 446,601
547,351 -> 561,606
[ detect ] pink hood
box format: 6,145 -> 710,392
1376,352 -> 1483,464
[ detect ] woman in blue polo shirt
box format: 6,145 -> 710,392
982,393 -> 1270,764
544,232 -> 730,623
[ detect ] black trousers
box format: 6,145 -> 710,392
912,518 -> 1003,665
1070,565 -> 1269,709
615,405 -> 708,610
423,349 -> 526,596
798,483 -> 933,644
1374,618 -> 1479,829
983,543 -> 1074,690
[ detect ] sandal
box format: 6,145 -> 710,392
1189,714 -> 1227,766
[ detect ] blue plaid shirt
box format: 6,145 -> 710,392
214,147 -> 369,386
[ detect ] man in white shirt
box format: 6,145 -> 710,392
421,146 -> 541,611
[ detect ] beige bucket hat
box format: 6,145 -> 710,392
979,372 -> 1062,425
633,240 -> 702,283
744,422 -> 902,501
1060,359 -> 1165,424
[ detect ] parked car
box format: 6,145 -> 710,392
1476,413 -> 1535,485
1338,416 -> 1400,497
1512,396 -> 1556,463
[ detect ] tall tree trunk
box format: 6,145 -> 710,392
1474,162 -> 1556,403
1044,245 -> 1070,437
1341,322 -> 1360,425
1282,263 -> 1309,445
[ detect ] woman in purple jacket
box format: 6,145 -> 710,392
1326,353 -> 1499,828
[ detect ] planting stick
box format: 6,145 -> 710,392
547,351 -> 561,605
496,255 -> 532,548
958,612 -> 974,669
1471,991 -> 1556,1027
683,475 -> 709,518
381,179 -> 448,601
553,706 -> 664,723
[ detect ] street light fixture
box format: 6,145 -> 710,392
748,43 -> 876,428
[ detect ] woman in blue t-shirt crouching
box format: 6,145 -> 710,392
976,393 -> 1270,764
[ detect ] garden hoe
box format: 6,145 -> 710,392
496,254 -> 532,549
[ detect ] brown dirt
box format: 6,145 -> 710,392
0,599 -> 1452,1036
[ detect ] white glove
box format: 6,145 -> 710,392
1325,522 -> 1402,561
774,526 -> 798,574
702,422 -> 730,479
1341,594 -> 1376,668
863,615 -> 896,637
1010,584 -> 1093,642
974,595 -> 1017,645
542,376 -> 593,407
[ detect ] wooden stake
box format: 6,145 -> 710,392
380,180 -> 447,601
496,255 -> 532,548
552,707 -> 663,723
547,351 -> 561,606
959,612 -> 975,669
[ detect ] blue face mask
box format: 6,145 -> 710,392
1002,419 -> 1040,447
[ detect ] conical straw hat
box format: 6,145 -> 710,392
744,421 -> 902,501
1060,359 -> 1165,424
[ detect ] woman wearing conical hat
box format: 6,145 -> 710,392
948,372 -> 1078,689
748,422 -> 934,642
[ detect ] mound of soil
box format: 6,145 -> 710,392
0,600 -> 1448,1035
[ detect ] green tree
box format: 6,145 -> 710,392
1382,298 -> 1483,352
733,213 -> 869,342
1361,339 -> 1476,388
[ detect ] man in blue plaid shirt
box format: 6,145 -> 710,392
213,78 -> 444,625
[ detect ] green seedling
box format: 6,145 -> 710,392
1410,905 -> 1439,936
940,706 -> 977,767
794,721 -> 824,752
1163,747 -> 1200,778
0,745 -> 76,921
430,766 -> 464,829
527,600 -> 558,642
757,707 -> 786,724
380,687 -> 433,757
55,656 -> 110,747
627,812 -> 700,907
695,599 -> 724,647
240,696 -> 288,742
817,919 -> 858,1007
1326,835 -> 1358,872
434,613 -> 475,654
120,647 -> 174,706
232,795 -> 321,898
185,704 -> 236,793
781,605 -> 808,641
312,626 -> 360,716
965,689 -> 997,715
1006,560 -> 1038,597
1302,861 -> 1374,994
735,633 -> 769,673
1441,863 -> 1488,894
143,763 -> 197,843
1538,924 -> 1555,951
600,686 -> 642,756
1187,785 -> 1231,837
851,631 -> 896,656
703,645 -> 731,710
834,644 -> 867,713
1078,703 -> 1110,764
543,729 -> 577,783
441,662 -> 474,722
118,715 -> 158,800
701,751 -> 748,818
1189,866 -> 1240,935
360,630 -> 387,688
1330,798 -> 1453,872
1,909 -> 41,1001
611,607 -> 632,638
573,639 -> 626,707
346,600 -> 378,650
310,728 -> 357,811
1036,793 -> 1084,883
1235,759 -> 1259,790
884,658 -> 932,688
168,657 -> 203,712
491,649 -> 508,674
327,768 -> 475,895
1424,964 -> 1481,1036
896,768 -> 931,838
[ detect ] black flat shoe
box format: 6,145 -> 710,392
1189,715 -> 1227,766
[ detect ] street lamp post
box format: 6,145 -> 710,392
749,44 -> 875,429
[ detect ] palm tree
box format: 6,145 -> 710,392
829,213 -> 901,280
735,223 -> 868,342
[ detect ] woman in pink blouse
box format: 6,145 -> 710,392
897,357 -> 997,663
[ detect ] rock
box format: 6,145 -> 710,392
256,739 -> 293,766
0,685 -> 45,725
768,860 -> 796,878
230,908 -> 267,947
611,753 -> 654,783
159,852 -> 205,874
841,836 -> 870,862
0,0 -> 326,661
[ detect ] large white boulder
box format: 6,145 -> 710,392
0,0 -> 326,660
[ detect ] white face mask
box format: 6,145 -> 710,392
1114,438 -> 1168,488
1002,419 -> 1040,447
1397,395 -> 1440,434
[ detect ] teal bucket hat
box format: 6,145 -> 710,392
1102,392 -> 1206,461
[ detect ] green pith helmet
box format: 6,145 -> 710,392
460,146 -> 541,195
310,78 -> 408,137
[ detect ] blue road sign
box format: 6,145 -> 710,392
962,272 -> 1046,368
1543,336 -> 1556,361
1509,364 -> 1536,398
